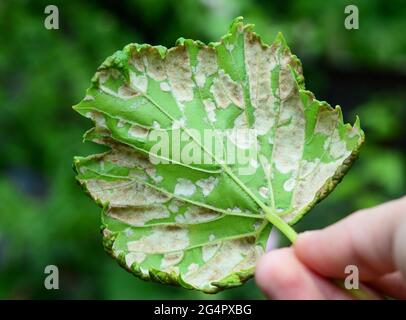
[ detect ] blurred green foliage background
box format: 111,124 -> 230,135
0,0 -> 405,299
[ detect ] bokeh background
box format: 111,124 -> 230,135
0,0 -> 405,299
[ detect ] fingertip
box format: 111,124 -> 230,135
255,248 -> 296,298
294,230 -> 334,277
294,230 -> 319,258
255,248 -> 286,292
256,248 -> 326,299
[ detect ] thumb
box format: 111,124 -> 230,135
294,196 -> 406,280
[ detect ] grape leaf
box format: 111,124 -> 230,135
73,17 -> 364,293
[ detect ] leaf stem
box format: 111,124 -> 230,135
263,208 -> 297,243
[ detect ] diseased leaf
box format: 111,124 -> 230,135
73,17 -> 364,293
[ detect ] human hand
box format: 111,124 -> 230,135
255,196 -> 406,299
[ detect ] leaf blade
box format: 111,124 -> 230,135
73,17 -> 364,292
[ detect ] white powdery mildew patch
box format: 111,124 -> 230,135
233,112 -> 247,129
225,43 -> 234,52
86,179 -> 169,206
272,69 -> 305,175
103,147 -> 147,168
174,178 -> 196,197
159,81 -> 171,92
115,84 -> 139,100
117,119 -> 126,128
86,111 -> 107,129
288,156 -> 351,223
145,167 -> 163,183
152,121 -> 161,129
129,98 -> 148,109
252,221 -> 262,230
103,228 -> 113,238
84,94 -> 95,101
324,139 -> 348,159
108,206 -> 170,227
328,131 -> 348,159
250,158 -> 259,169
124,228 -> 134,237
97,69 -> 120,85
128,125 -> 149,139
103,149 -> 136,168
228,207 -> 242,213
127,226 -> 189,254
259,186 -> 269,198
244,33 -> 277,135
210,69 -> 244,109
183,238 -> 253,290
187,263 -> 199,273
315,110 -> 339,135
299,159 -> 320,178
253,107 -> 277,135
177,101 -> 186,113
227,127 -> 255,150
227,114 -> 257,150
278,66 -> 296,100
231,245 -> 264,272
202,243 -> 221,262
129,71 -> 148,93
151,175 -> 163,183
143,53 -> 166,81
139,267 -> 149,276
348,126 -> 361,139
125,252 -> 146,268
195,47 -> 218,88
175,207 -> 220,224
283,176 -> 296,192
322,139 -> 330,151
94,114 -> 107,128
168,201 -> 180,213
165,47 -> 194,102
160,251 -> 184,269
113,248 -> 124,260
196,176 -> 219,197
129,51 -> 146,73
203,99 -> 216,123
